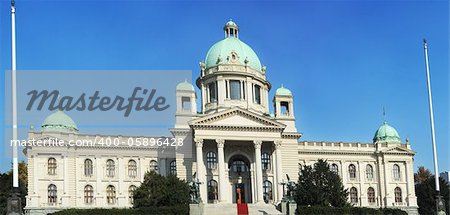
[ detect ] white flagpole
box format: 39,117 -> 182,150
423,39 -> 444,214
11,0 -> 19,188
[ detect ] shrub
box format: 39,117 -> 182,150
296,206 -> 407,215
50,206 -> 189,215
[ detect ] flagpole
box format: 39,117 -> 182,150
423,39 -> 445,214
11,0 -> 19,189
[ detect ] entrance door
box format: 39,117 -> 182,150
229,155 -> 252,203
234,183 -> 246,204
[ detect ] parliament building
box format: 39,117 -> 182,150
24,21 -> 418,215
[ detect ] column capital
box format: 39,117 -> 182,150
216,139 -> 225,148
194,138 -> 203,147
254,140 -> 262,149
274,140 -> 282,149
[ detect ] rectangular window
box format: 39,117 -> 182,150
254,85 -> 261,104
208,82 -> 217,103
182,97 -> 191,111
230,80 -> 241,100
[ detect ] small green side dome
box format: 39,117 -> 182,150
373,121 -> 401,143
205,21 -> 262,72
275,85 -> 292,96
176,80 -> 195,91
41,111 -> 78,133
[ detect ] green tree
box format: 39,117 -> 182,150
133,171 -> 190,208
415,175 -> 449,215
0,161 -> 28,215
294,159 -> 349,207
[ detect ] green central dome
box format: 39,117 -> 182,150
373,121 -> 401,143
41,111 -> 78,133
205,21 -> 262,72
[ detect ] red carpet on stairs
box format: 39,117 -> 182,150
237,203 -> 249,215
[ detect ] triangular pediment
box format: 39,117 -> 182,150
381,145 -> 415,155
190,107 -> 286,129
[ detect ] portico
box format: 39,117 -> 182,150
189,107 -> 287,204
193,138 -> 284,204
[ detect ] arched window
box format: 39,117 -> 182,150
230,160 -> 249,173
106,159 -> 115,177
207,180 -> 218,202
106,185 -> 116,204
348,164 -> 356,180
366,164 -> 374,181
393,164 -> 401,181
350,187 -> 358,204
170,160 -> 177,175
331,163 -> 339,174
129,185 -> 136,204
394,187 -> 402,203
84,159 -> 93,176
84,185 -> 94,204
128,160 -> 137,178
263,180 -> 273,203
367,187 -> 375,204
206,151 -> 217,169
48,158 -> 57,175
149,160 -> 158,172
261,152 -> 271,170
48,184 -> 57,204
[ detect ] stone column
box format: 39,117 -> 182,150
63,155 -> 69,207
254,140 -> 264,203
95,157 -> 103,207
382,157 -> 390,206
195,138 -> 207,202
216,139 -> 227,202
405,160 -> 417,206
357,161 -> 363,206
159,158 -> 167,176
118,157 -> 124,207
274,141 -> 284,202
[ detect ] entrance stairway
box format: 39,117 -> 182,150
202,203 -> 282,215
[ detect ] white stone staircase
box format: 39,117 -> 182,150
200,203 -> 282,215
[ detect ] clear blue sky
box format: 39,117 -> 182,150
0,0 -> 448,174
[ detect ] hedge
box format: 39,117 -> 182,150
296,206 -> 408,215
49,205 -> 189,215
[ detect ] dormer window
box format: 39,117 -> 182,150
229,52 -> 238,63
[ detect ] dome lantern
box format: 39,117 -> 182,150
204,20 -> 262,72
224,19 -> 239,38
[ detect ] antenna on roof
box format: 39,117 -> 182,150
383,106 -> 386,122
